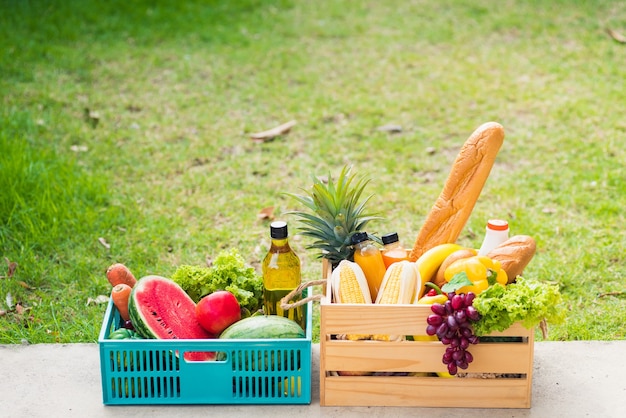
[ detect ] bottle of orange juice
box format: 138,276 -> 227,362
380,232 -> 409,269
351,232 -> 386,301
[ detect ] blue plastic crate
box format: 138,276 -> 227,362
98,291 -> 312,405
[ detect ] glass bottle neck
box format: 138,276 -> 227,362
383,241 -> 401,250
270,237 -> 292,252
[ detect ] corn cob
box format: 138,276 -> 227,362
372,260 -> 418,341
374,260 -> 417,304
331,260 -> 372,340
331,260 -> 372,304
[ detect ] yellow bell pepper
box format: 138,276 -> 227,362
443,255 -> 507,295
480,256 -> 508,286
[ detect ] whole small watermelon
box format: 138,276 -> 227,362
218,315 -> 305,371
219,315 -> 305,339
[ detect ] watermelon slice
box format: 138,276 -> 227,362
128,275 -> 215,361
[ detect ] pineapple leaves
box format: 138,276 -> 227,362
284,165 -> 383,265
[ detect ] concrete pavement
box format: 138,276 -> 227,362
1,341 -> 625,417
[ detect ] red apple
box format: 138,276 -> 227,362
195,291 -> 241,335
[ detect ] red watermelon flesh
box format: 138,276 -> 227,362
129,275 -> 215,361
129,275 -> 212,339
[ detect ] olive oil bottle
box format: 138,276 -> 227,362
262,221 -> 305,330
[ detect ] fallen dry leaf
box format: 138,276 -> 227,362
126,104 -> 142,113
317,175 -> 329,184
599,291 -> 625,298
86,295 -> 109,306
70,144 -> 89,152
250,120 -> 297,142
17,281 -> 36,290
1,257 -> 17,279
257,206 -> 275,220
377,124 -> 403,133
83,107 -> 100,128
15,303 -> 29,315
607,28 -> 626,43
98,237 -> 111,249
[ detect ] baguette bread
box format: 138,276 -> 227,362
409,122 -> 505,261
487,235 -> 536,283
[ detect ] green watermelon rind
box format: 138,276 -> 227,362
218,315 -> 305,340
128,288 -> 154,339
128,275 -> 212,340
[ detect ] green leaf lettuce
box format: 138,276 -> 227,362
172,249 -> 263,313
472,277 -> 566,336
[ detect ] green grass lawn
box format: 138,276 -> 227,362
1,0 -> 625,343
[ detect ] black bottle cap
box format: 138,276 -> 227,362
270,221 -> 289,239
350,231 -> 369,245
381,232 -> 399,245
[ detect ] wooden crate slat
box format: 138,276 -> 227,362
323,375 -> 532,408
323,339 -> 532,374
321,302 -> 533,337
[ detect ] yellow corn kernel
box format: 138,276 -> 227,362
377,266 -> 402,304
331,260 -> 372,304
331,260 -> 372,340
339,266 -> 366,304
345,334 -> 368,341
374,260 -> 417,305
372,260 -> 418,341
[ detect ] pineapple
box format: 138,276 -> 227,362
285,165 -> 383,267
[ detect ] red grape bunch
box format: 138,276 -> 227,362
425,292 -> 481,375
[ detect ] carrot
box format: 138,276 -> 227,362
111,283 -> 132,321
105,263 -> 137,288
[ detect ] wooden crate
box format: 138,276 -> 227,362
319,260 -> 534,408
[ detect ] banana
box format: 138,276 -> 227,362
413,243 -> 464,379
414,243 -> 464,286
